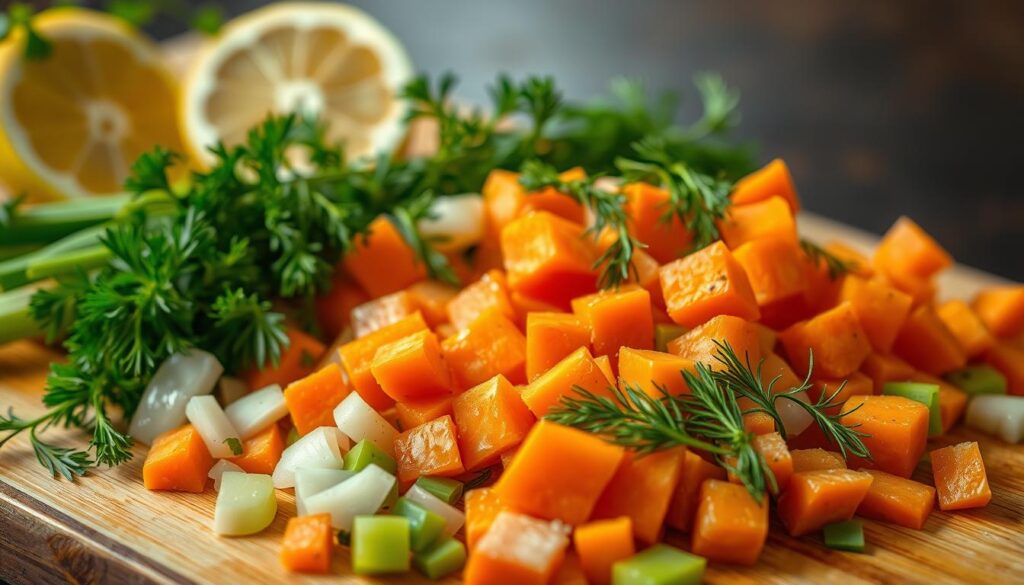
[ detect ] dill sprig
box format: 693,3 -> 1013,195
800,238 -> 857,280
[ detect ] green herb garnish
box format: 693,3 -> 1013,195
800,238 -> 857,280
224,437 -> 243,457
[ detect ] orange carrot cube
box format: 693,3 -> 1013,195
338,312 -> 429,410
733,236 -> 808,310
873,216 -> 952,282
860,352 -> 916,393
731,158 -> 801,212
394,396 -> 453,431
893,304 -> 967,375
483,168 -> 586,234
660,241 -> 760,327
393,415 -> 465,484
464,511 -> 570,585
840,395 -> 929,478
930,442 -> 991,510
371,329 -> 452,403
465,487 -> 514,552
910,371 -> 969,432
573,517 -> 635,585
572,286 -> 654,356
594,355 -> 616,385
984,342 -> 1024,395
495,420 -> 624,525
719,195 -> 798,249
442,309 -> 527,389
838,275 -> 914,353
350,291 -> 419,339
790,448 -> 847,473
667,314 -> 761,371
857,469 -> 935,529
809,371 -> 873,409
617,348 -> 695,398
972,286 -> 1024,338
447,269 -> 517,330
343,216 -> 426,297
284,363 -> 351,435
753,432 -> 793,491
592,447 -> 686,544
525,312 -> 590,382
404,280 -> 458,327
622,182 -> 692,263
243,328 -> 325,390
521,347 -> 614,417
776,469 -> 874,536
280,513 -> 334,573
452,375 -> 537,471
142,424 -> 214,493
229,423 -> 285,474
780,302 -> 872,378
665,450 -> 727,532
314,271 -> 369,341
691,479 -> 769,565
937,300 -> 995,359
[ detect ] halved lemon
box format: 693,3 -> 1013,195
0,8 -> 183,201
180,2 -> 413,166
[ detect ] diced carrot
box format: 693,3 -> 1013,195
229,423 -> 285,474
873,217 -> 952,283
594,355 -> 616,385
733,236 -> 808,322
893,304 -> 967,375
731,158 -> 801,212
453,375 -> 537,471
284,363 -> 351,435
930,442 -> 991,510
857,469 -> 935,530
617,347 -> 694,398
447,270 -> 517,330
910,371 -> 969,432
840,395 -> 929,478
442,309 -> 528,389
393,415 -> 465,484
572,286 -> 654,356
984,342 -> 1024,395
394,396 -> 452,431
622,182 -> 692,263
838,275 -> 913,353
501,211 -> 599,310
350,291 -> 419,339
741,406 -> 777,436
665,450 -> 727,532
691,479 -> 769,565
790,449 -> 847,473
760,352 -> 802,391
243,328 -> 326,390
405,280 -> 458,327
592,447 -> 686,544
370,329 -> 453,403
626,246 -> 666,308
314,270 -> 369,341
878,270 -> 937,308
483,168 -> 586,234
799,249 -> 844,316
338,312 -> 429,410
280,513 -> 334,573
668,314 -> 762,371
521,347 -> 614,417
776,469 -> 874,536
972,286 -> 1024,338
823,241 -> 873,278
755,323 -> 778,354
495,420 -> 624,525
465,487 -> 512,552
499,447 -> 519,470
343,216 -> 426,297
510,291 -> 565,324
573,517 -> 635,585
780,302 -> 872,378
142,424 -> 214,493
937,300 -> 995,358
719,195 -> 797,249
753,432 -> 793,491
525,312 -> 590,381
809,371 -> 873,410
552,552 -> 587,585
464,511 -> 570,585
860,352 -> 916,394
660,241 -> 760,327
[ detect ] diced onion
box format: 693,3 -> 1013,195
214,472 -> 277,535
333,392 -> 398,456
404,484 -> 465,537
216,376 -> 249,407
223,384 -> 288,440
185,395 -> 242,459
272,427 -> 345,489
302,464 -> 396,530
416,194 -> 485,252
965,395 -> 1024,444
209,460 -> 244,491
295,468 -> 355,516
128,350 -> 224,445
776,390 -> 814,437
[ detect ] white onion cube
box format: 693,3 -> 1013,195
209,460 -> 244,491
185,395 -> 242,459
302,464 -> 396,530
214,472 -> 277,536
417,194 -> 485,252
295,468 -> 355,516
129,350 -> 224,445
272,427 -> 345,489
223,384 -> 288,440
333,392 -> 398,456
966,395 -> 1024,444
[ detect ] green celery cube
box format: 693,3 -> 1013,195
414,476 -> 464,505
392,497 -> 446,552
823,519 -> 865,552
883,382 -> 942,436
655,324 -> 687,353
612,544 -> 705,585
946,366 -> 1007,396
352,515 -> 410,574
413,536 -> 466,580
345,439 -> 398,474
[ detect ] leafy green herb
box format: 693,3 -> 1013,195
800,238 -> 857,280
0,408 -> 91,480
463,468 -> 494,490
0,195 -> 24,229
104,0 -> 222,35
2,3 -> 52,60
224,437 -> 243,456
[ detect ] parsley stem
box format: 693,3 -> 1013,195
0,195 -> 130,246
25,246 -> 111,281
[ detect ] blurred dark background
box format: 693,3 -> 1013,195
80,0 -> 1024,279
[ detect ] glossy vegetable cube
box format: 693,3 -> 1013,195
414,476 -> 463,505
525,312 -> 591,381
856,470 -> 935,530
617,348 -> 694,398
447,269 -> 517,330
660,241 -> 760,328
442,309 -> 528,390
280,513 -> 334,573
351,290 -> 419,338
343,216 -> 426,297
777,469 -> 874,536
972,285 -> 1024,338
229,422 -> 285,474
719,195 -> 797,249
452,374 -> 536,471
333,391 -> 399,456
664,450 -> 727,532
344,439 -> 397,474
413,536 -> 467,580
668,314 -> 762,371
393,415 -> 465,484
883,382 -> 942,437
351,515 -> 411,574
945,365 -> 1007,396
572,286 -> 654,356
574,517 -> 635,585
395,396 -> 453,430
838,275 -> 913,353
691,479 -> 769,565
937,300 -> 995,358
521,347 -> 614,417
404,484 -> 466,537
611,544 -> 706,585
893,304 -> 967,376
463,511 -> 569,585
731,158 -> 801,212
823,520 -> 865,552
294,468 -> 354,516
930,442 -> 991,510
592,448 -> 686,544
214,472 -> 277,536
391,497 -> 446,552
142,424 -> 215,493
371,330 -> 453,402
303,464 -> 397,530
338,312 -> 430,410
780,302 -> 872,378
840,396 -> 930,478
284,364 -> 351,436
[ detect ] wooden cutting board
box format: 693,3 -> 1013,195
1,213 -> 1021,585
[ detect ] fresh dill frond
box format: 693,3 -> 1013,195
800,238 -> 858,280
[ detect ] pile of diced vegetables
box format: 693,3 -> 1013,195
137,159 -> 1024,584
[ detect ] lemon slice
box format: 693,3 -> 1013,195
0,8 -> 182,201
180,3 -> 413,166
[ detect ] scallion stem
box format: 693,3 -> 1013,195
0,287 -> 42,344
25,246 -> 111,281
0,195 -> 129,246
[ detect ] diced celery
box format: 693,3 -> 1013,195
655,324 -> 687,353
413,536 -> 466,580
352,515 -> 410,575
404,484 -> 465,536
345,439 -> 398,474
612,544 -> 705,585
883,382 -> 942,436
823,519 -> 865,552
946,366 -> 1007,396
414,476 -> 464,505
391,497 -> 446,552
213,472 -> 277,536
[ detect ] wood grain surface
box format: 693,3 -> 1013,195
0,215 -> 1021,585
